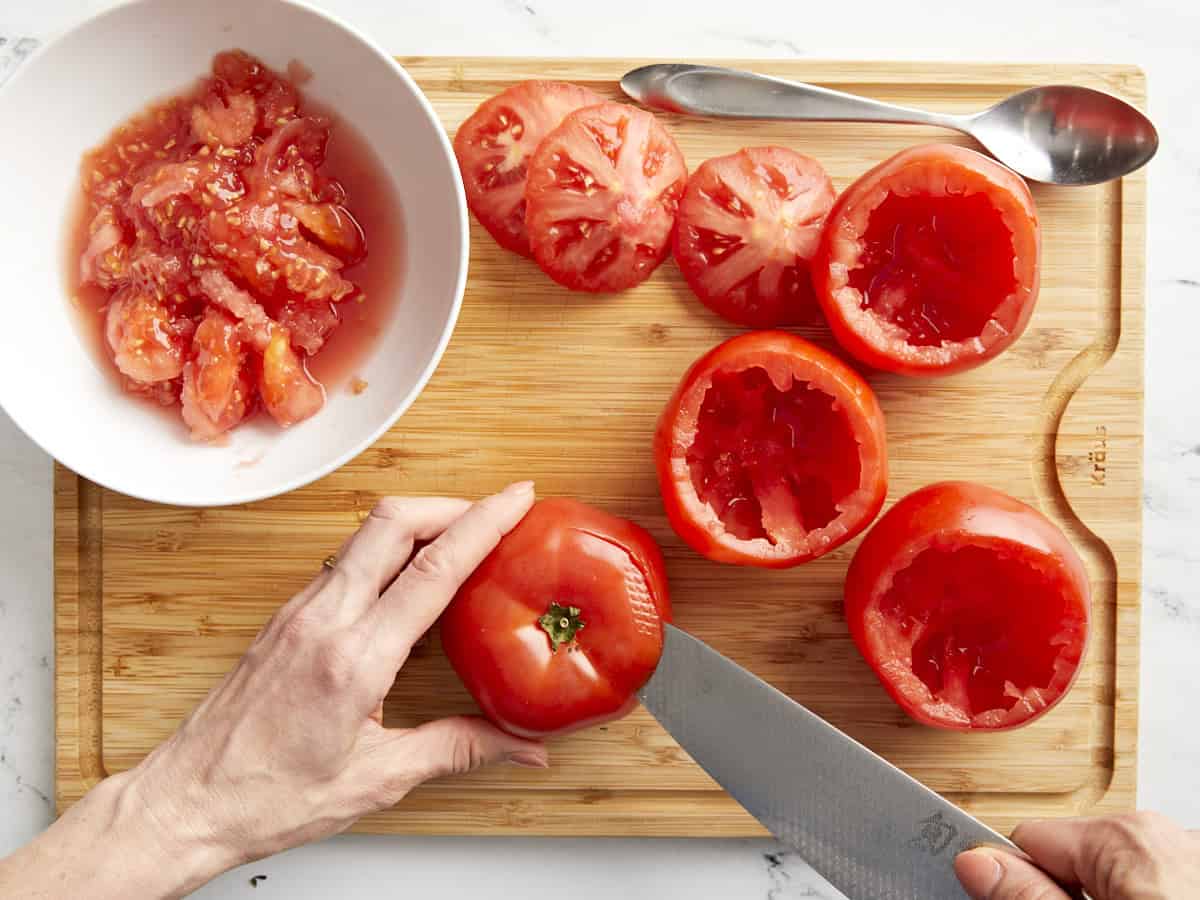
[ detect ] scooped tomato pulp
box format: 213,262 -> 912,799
441,498 -> 671,738
812,144 -> 1040,375
844,481 -> 1090,731
67,50 -> 402,440
674,146 -> 835,327
655,331 -> 887,568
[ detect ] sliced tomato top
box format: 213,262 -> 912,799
524,102 -> 688,293
813,144 -> 1040,375
674,147 -> 836,327
844,481 -> 1090,731
453,80 -> 602,256
441,498 -> 671,739
655,331 -> 887,568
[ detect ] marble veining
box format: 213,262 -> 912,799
0,36 -> 40,83
501,0 -> 553,40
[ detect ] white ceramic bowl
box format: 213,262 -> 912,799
0,0 -> 467,506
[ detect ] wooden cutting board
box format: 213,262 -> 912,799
55,58 -> 1145,836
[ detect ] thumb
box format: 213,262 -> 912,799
389,716 -> 549,785
955,848 -> 1073,900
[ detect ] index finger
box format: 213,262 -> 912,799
366,481 -> 535,662
1009,818 -> 1087,881
1012,813 -> 1181,890
324,496 -> 473,604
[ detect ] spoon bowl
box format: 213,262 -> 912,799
968,85 -> 1159,186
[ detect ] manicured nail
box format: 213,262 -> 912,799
506,481 -> 535,496
508,749 -> 549,769
954,850 -> 1002,899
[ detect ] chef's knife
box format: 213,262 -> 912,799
638,624 -> 1016,900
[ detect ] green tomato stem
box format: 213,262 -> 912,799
538,602 -> 585,653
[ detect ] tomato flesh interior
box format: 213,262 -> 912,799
882,545 -> 1073,716
691,221 -> 810,314
685,367 -> 862,543
847,193 -> 1017,346
470,106 -> 529,189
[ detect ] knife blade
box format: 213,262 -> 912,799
637,624 -> 1013,900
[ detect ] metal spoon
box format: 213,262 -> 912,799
620,64 -> 1157,185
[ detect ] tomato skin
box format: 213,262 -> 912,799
844,481 -> 1090,731
453,81 -> 603,256
812,144 -> 1040,376
674,147 -> 836,327
440,498 -> 671,739
525,102 -> 688,293
654,331 -> 887,568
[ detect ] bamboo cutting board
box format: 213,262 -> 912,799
56,58 -> 1145,836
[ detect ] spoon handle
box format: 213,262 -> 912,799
622,64 -> 962,130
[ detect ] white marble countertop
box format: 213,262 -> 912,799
2,1 -> 1198,896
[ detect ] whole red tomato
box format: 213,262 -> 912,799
844,481 -> 1090,731
811,144 -> 1040,375
440,498 -> 671,739
655,331 -> 887,568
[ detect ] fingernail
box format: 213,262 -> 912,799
508,749 -> 549,769
978,854 -> 1002,889
505,481 -> 535,496
954,850 -> 1002,898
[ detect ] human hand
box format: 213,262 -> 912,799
98,483 -> 544,896
955,812 -> 1200,899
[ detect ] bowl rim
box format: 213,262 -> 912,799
0,0 -> 469,508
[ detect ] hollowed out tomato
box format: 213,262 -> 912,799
654,331 -> 887,568
812,144 -> 1040,375
844,481 -> 1090,731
